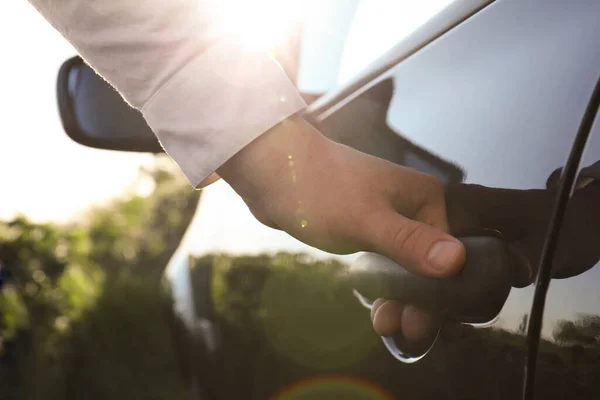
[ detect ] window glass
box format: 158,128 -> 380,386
296,0 -> 456,94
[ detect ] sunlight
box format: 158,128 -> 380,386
214,0 -> 315,51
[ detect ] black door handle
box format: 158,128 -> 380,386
349,230 -> 512,324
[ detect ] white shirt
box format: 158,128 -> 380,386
28,0 -> 306,188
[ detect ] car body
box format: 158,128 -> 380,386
57,0 -> 600,399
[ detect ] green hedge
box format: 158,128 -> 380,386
0,163 -> 198,400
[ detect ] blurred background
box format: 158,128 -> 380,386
1,3 -> 216,399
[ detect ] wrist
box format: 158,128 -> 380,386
217,114 -> 328,201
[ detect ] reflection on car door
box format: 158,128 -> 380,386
534,127 -> 600,398
316,2 -> 600,399
173,1 -> 600,399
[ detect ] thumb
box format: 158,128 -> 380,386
366,210 -> 466,278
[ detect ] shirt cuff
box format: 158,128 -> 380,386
141,37 -> 306,189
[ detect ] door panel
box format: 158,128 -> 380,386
533,133 -> 600,397
317,1 -> 600,398
167,1 -> 600,399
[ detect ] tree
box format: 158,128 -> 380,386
519,314 -> 529,335
0,159 -> 200,400
554,314 -> 600,346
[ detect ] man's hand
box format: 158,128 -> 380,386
218,115 -> 600,349
370,176 -> 600,347
218,115 -> 466,343
218,115 -> 466,280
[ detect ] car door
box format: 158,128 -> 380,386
165,1 -> 600,399
310,1 -> 600,399
533,88 -> 600,397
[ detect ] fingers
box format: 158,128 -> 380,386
365,210 -> 466,278
371,298 -> 402,336
371,299 -> 438,342
401,305 -> 437,342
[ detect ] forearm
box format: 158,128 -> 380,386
218,114 -> 327,202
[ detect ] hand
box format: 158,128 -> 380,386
217,114 -> 466,278
371,177 -> 600,346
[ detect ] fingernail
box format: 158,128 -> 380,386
370,298 -> 387,321
372,300 -> 404,337
401,305 -> 435,342
427,241 -> 463,271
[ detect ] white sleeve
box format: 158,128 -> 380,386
27,0 -> 307,187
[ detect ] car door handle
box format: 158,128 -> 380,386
349,230 -> 512,325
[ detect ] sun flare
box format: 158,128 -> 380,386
214,0 -> 313,51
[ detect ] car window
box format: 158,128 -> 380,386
168,1 -> 600,399
296,0 -> 456,94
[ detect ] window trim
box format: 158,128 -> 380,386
305,0 -> 494,122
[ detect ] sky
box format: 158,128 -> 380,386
0,2 -> 154,223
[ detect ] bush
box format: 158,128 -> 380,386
0,161 -> 199,400
64,274 -> 186,400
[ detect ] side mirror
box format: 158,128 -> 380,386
56,56 -> 164,153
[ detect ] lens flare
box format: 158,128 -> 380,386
272,375 -> 395,400
260,266 -> 378,370
216,0 -> 314,51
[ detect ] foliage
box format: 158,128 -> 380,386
0,159 -> 199,400
63,275 -> 186,400
205,252 -> 377,369
188,253 -> 600,400
83,160 -> 200,276
189,253 -> 381,400
2,155 -> 600,400
554,314 -> 600,346
518,313 -> 529,335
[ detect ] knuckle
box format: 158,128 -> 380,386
391,221 -> 422,253
422,174 -> 444,196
